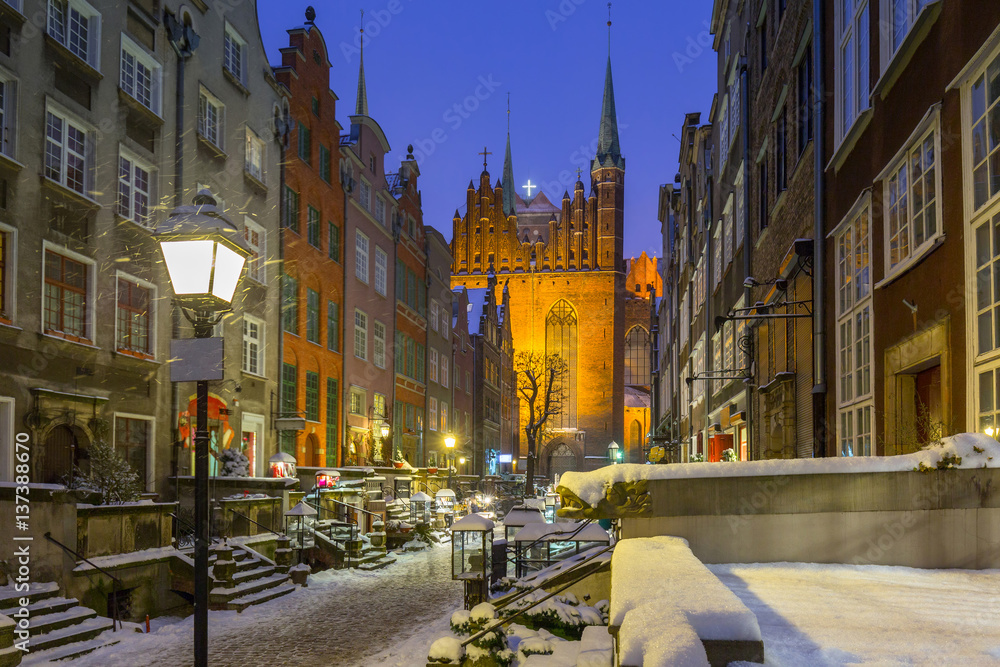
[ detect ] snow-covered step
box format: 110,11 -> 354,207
356,555 -> 396,571
227,583 -> 297,612
22,615 -> 115,653
0,582 -> 60,610
20,634 -> 121,665
25,597 -> 80,618
28,607 -> 98,635
209,572 -> 291,607
231,565 -> 275,586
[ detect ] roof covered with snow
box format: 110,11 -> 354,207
451,513 -> 495,531
559,434 -> 1000,509
410,492 -> 432,502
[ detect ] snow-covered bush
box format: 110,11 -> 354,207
721,448 -> 737,462
518,636 -> 554,656
689,452 -> 705,463
427,636 -> 464,664
68,440 -> 141,505
217,448 -> 250,477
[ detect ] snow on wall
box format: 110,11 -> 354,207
610,536 -> 761,643
618,602 -> 709,667
560,433 -> 1000,508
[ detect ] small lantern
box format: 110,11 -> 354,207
315,469 -> 340,489
284,501 -> 318,562
270,452 -> 297,479
607,441 -> 621,465
451,513 -> 494,609
409,491 -> 432,524
436,488 -> 456,527
544,492 -> 558,521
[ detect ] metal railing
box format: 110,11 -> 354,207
169,512 -> 226,550
226,508 -> 284,538
510,519 -> 602,577
462,542 -> 615,647
43,532 -> 123,631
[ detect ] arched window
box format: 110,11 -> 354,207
625,326 -> 651,386
546,299 -> 577,429
629,420 -> 641,455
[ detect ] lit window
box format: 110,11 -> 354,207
45,106 -> 92,196
625,326 -> 650,386
440,402 -> 448,432
47,0 -> 100,68
429,397 -> 437,432
374,320 -> 385,368
374,246 -> 387,296
355,230 -> 369,283
116,275 -> 153,355
243,217 -> 266,283
245,128 -> 265,182
120,34 -> 161,114
354,309 -> 367,360
350,388 -> 365,415
115,416 -> 150,488
242,314 -> 264,376
223,23 -> 246,84
43,247 -> 91,340
198,88 -> 225,151
429,348 -> 438,383
884,125 -> 939,271
117,149 -> 153,227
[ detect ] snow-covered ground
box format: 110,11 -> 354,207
45,542 -> 462,667
711,562 -> 1000,666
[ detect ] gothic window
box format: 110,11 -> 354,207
624,326 -> 651,386
545,300 -> 577,429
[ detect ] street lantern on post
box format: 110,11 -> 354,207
607,441 -> 621,465
380,422 -> 391,464
445,434 -> 455,490
451,513 -> 494,609
157,190 -> 250,667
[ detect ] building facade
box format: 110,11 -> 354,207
425,225 -> 455,468
0,0 -> 282,490
274,17 -> 345,469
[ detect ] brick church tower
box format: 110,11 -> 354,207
450,54 -> 628,480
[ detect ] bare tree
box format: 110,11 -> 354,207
515,351 -> 568,497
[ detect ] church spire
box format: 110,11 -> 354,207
355,11 -> 369,116
595,5 -> 624,170
502,94 -> 517,217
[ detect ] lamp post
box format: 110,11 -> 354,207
607,441 -> 621,465
157,190 -> 249,667
380,422 -> 391,464
445,434 -> 456,490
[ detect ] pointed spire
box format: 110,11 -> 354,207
501,125 -> 517,216
595,4 -> 624,170
355,11 -> 369,116
453,209 -> 461,219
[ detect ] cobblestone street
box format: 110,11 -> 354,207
62,543 -> 462,667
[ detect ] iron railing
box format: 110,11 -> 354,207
43,532 -> 123,631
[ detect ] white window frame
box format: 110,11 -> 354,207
881,0 -> 934,71
120,34 -> 161,116
245,127 -> 265,183
430,300 -> 439,333
835,0 -> 870,146
47,0 -> 101,69
429,397 -> 438,432
117,146 -> 154,228
354,308 -> 367,360
373,320 -> 386,369
877,108 -> 942,278
242,313 -> 265,377
735,163 -> 745,250
375,195 -> 385,226
440,402 -> 448,433
355,230 -> 369,283
243,216 -> 266,284
350,387 -> 366,415
198,86 -> 225,151
441,310 -> 449,338
41,241 -> 95,342
374,246 -> 387,296
241,412 -> 266,476
441,355 -> 449,389
112,412 -> 154,491
44,101 -> 94,199
429,347 -> 438,383
359,179 -> 371,212
223,22 -> 247,85
115,270 -> 156,357
0,70 -> 18,161
0,222 -> 16,322
832,194 -> 874,456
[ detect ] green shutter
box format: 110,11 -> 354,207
305,371 -> 319,421
281,363 -> 297,414
306,288 -> 320,342
326,377 -> 338,466
327,301 -> 339,351
282,274 -> 298,334
329,222 -> 340,261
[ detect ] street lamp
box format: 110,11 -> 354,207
445,434 -> 456,491
380,422 -> 391,464
157,190 -> 249,667
607,440 -> 621,465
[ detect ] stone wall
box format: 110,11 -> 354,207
621,467 -> 1000,568
76,502 -> 175,558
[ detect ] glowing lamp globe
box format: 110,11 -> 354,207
445,435 -> 456,449
380,423 -> 390,439
156,190 -> 251,312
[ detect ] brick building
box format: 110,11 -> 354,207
451,287 -> 475,471
425,225 -> 455,468
274,17 -> 344,468
450,55 -> 628,480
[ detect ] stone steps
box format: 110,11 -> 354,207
20,634 -> 121,665
0,583 -> 60,611
20,615 -> 116,655
210,572 -> 293,609
227,583 -> 297,613
356,555 -> 396,571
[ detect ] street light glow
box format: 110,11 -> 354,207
210,243 -> 247,302
445,435 -> 456,448
161,240 -> 215,294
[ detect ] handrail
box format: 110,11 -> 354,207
44,532 -> 122,632
492,542 -> 611,614
169,512 -> 225,548
513,518 -> 597,556
462,543 -> 615,647
308,493 -> 383,521
226,509 -> 283,538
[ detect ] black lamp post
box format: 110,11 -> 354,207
445,434 -> 456,490
157,190 -> 250,667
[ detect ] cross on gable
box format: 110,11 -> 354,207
478,146 -> 492,170
522,180 -> 537,197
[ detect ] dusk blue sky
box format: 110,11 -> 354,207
258,1 -> 717,260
